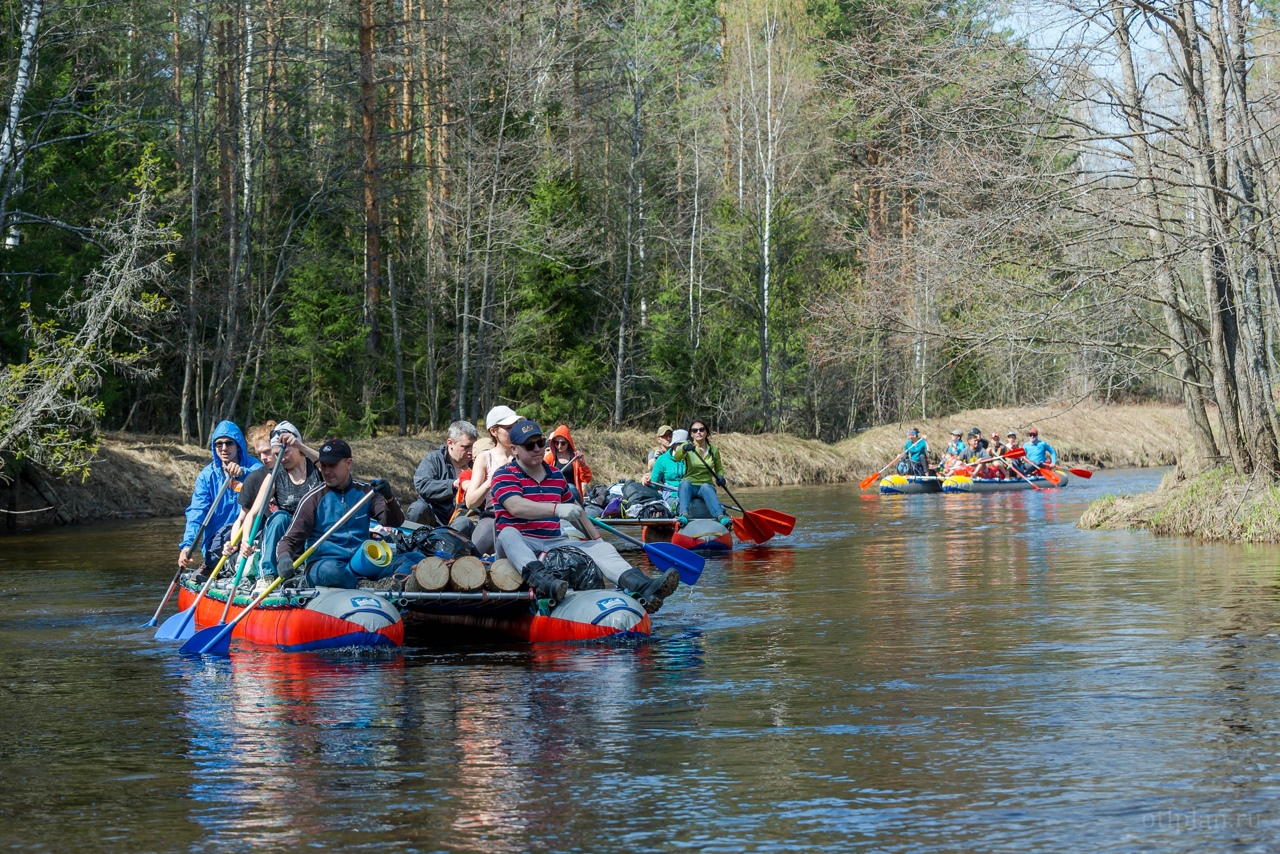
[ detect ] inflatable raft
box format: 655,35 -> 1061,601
176,576 -> 404,652
942,473 -> 1067,493
879,474 -> 943,495
640,517 -> 732,551
395,588 -> 651,642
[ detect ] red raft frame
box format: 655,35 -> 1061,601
641,519 -> 733,552
177,585 -> 404,652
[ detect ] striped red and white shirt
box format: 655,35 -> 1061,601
492,460 -> 572,539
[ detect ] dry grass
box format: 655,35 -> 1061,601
1,401 -> 1187,529
1078,463 -> 1280,543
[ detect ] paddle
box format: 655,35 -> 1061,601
178,489 -> 377,656
861,453 -> 904,490
996,449 -> 1044,491
178,577 -> 284,657
1035,464 -> 1063,486
592,518 -> 705,586
1058,465 -> 1092,479
142,474 -> 234,628
153,548 -> 237,640
688,444 -> 793,543
215,449 -> 284,626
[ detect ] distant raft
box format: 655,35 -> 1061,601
176,576 -> 404,652
879,475 -> 943,495
941,473 -> 1068,493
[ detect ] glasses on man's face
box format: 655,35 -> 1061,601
691,427 -> 708,434
522,439 -> 546,452
214,440 -> 236,449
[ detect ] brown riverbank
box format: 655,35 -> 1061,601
1078,463 -> 1280,543
1,401 -> 1186,531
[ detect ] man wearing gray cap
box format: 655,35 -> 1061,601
492,418 -> 680,613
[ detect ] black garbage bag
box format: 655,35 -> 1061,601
541,546 -> 605,591
408,526 -> 476,560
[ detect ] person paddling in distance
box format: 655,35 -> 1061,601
465,405 -> 521,555
275,438 -> 413,589
648,428 -> 688,502
178,421 -> 262,571
646,425 -> 674,470
493,419 -> 680,614
941,429 -> 967,474
898,428 -> 928,476
236,421 -> 323,590
671,419 -> 732,528
407,420 -> 479,534
1023,428 -> 1058,469
544,425 -> 593,504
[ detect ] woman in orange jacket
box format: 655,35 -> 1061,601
544,424 -> 593,504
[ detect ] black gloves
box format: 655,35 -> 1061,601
715,475 -> 726,488
372,478 -> 394,499
682,442 -> 695,453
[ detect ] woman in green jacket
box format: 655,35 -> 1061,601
671,419 -> 731,527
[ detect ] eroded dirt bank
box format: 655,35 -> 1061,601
2,402 -> 1186,531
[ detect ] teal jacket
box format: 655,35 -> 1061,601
650,449 -> 686,489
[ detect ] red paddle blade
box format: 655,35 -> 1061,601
745,508 -> 795,536
1068,467 -> 1092,478
1037,466 -> 1062,486
1000,447 -> 1026,460
732,515 -> 772,544
860,472 -> 880,490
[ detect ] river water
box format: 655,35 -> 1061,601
2,468 -> 1279,852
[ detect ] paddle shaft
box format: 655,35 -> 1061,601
1002,457 -> 1043,491
181,474 -> 235,569
861,453 -> 904,489
289,487 -> 377,570
217,451 -> 285,625
591,517 -> 647,549
687,444 -> 742,512
184,576 -> 285,656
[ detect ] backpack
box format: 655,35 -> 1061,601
541,546 -> 605,590
585,483 -> 610,510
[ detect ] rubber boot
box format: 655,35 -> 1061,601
521,560 -> 569,602
618,567 -> 679,614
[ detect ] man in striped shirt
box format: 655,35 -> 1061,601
494,418 -> 679,613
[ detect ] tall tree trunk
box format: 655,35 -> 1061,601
388,257 -> 407,435
1109,0 -> 1218,466
615,76 -> 643,425
360,0 -> 382,415
0,0 -> 43,230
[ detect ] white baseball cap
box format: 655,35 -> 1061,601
671,429 -> 690,443
484,405 -> 521,429
271,420 -> 302,445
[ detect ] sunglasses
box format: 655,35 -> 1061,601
214,440 -> 236,448
691,427 -> 708,433
521,439 -> 547,451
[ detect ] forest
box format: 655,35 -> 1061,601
5,0 -> 1280,480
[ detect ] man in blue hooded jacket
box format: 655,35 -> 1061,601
179,420 -> 263,570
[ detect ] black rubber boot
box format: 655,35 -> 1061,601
521,560 -> 569,602
618,568 -> 680,614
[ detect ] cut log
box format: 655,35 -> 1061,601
487,557 -> 523,592
411,556 -> 449,591
449,555 -> 487,591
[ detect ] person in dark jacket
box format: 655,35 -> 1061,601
179,420 -> 262,570
275,438 -> 409,589
406,420 -> 478,532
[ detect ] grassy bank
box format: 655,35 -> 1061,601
1,401 -> 1186,530
1078,465 -> 1280,543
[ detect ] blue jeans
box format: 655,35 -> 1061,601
257,510 -> 293,580
677,481 -> 724,518
303,548 -> 425,588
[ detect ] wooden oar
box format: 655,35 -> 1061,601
178,489 -> 376,656
592,518 -> 705,586
688,445 -> 793,543
215,451 -> 284,625
861,454 -> 903,490
141,475 -> 234,628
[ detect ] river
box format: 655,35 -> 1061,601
2,468 -> 1278,852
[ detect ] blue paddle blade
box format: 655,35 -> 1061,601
153,606 -> 196,641
645,542 -> 704,586
178,623 -> 233,657
140,618 -> 158,628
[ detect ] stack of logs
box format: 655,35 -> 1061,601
407,555 -> 525,593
